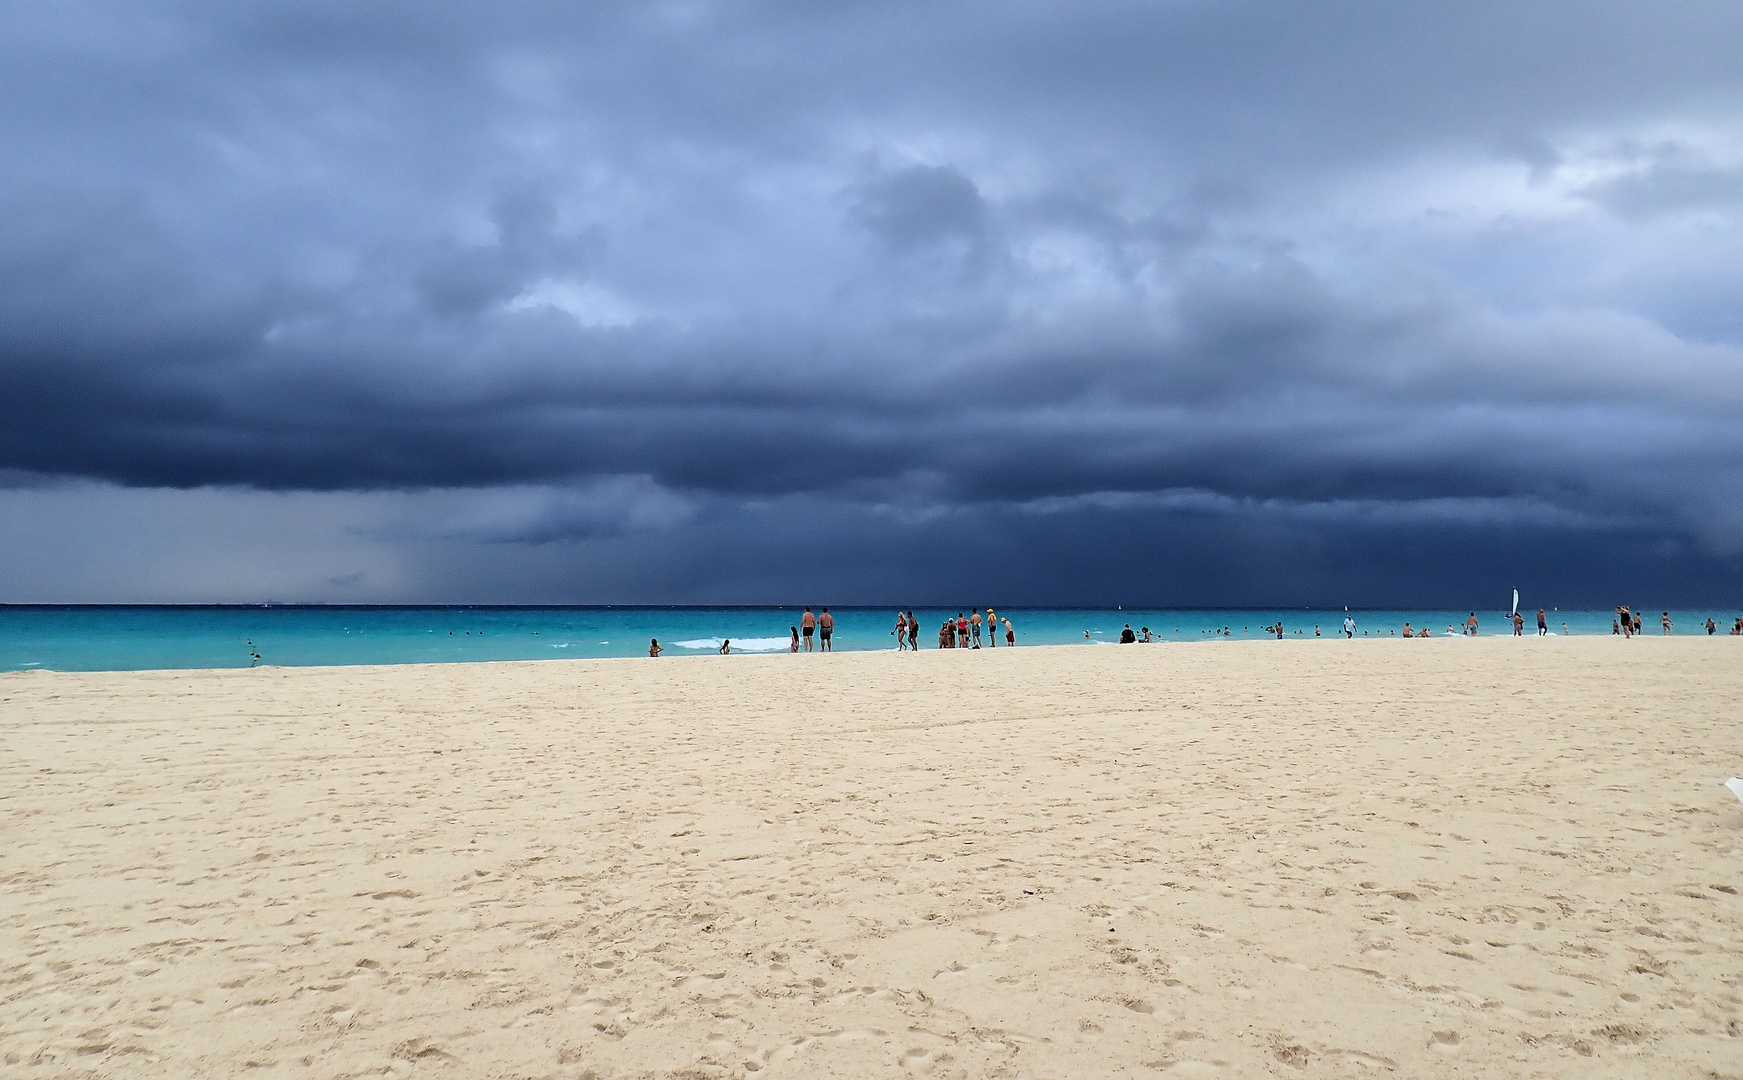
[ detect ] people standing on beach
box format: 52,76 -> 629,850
971,609 -> 983,647
986,609 -> 997,646
790,626 -> 799,652
649,638 -> 663,657
819,608 -> 834,651
1662,611 -> 1672,635
893,611 -> 906,650
1343,615 -> 1355,638
1633,611 -> 1643,635
907,613 -> 919,650
1512,612 -> 1525,636
1466,612 -> 1479,636
939,620 -> 952,648
1537,609 -> 1548,636
802,607 -> 816,651
1003,618 -> 1014,646
1707,617 -> 1717,636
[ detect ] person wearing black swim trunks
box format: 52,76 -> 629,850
801,606 -> 815,651
819,607 -> 834,652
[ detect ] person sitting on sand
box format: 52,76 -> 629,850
1140,626 -> 1153,642
718,639 -> 730,654
1418,628 -> 1430,638
1120,624 -> 1135,643
1402,622 -> 1413,637
649,638 -> 663,657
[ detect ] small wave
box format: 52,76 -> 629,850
673,636 -> 793,652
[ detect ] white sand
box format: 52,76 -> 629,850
3,639 -> 1740,1078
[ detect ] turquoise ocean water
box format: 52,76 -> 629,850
2,606 -> 1737,672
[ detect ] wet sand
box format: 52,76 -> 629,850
3,638 -> 1740,1078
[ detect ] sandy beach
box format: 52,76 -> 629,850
2,639 -> 1740,1079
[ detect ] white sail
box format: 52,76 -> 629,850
1511,588 -> 1519,616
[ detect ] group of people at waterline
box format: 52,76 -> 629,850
647,606 -> 1743,654
884,609 -> 1015,650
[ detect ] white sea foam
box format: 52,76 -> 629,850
672,636 -> 792,652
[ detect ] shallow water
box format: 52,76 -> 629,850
1,605 -> 1733,672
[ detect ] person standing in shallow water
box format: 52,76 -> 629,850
986,608 -> 997,646
801,607 -> 815,651
970,609 -> 983,647
1537,609 -> 1547,636
819,608 -> 834,652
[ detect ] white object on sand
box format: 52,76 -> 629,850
1725,778 -> 1743,805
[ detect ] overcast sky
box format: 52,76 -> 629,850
2,0 -> 1741,605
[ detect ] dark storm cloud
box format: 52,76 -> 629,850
2,0 -> 1742,600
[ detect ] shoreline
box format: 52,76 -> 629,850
6,631 -> 1735,678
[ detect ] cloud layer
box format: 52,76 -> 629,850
2,0 -> 1741,602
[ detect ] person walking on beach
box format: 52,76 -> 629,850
971,609 -> 983,647
801,607 -> 816,651
1466,612 -> 1479,636
1707,617 -> 1717,636
907,612 -> 918,650
819,608 -> 834,651
649,638 -> 663,657
1537,609 -> 1547,636
1343,614 -> 1355,638
1662,611 -> 1672,635
894,611 -> 907,650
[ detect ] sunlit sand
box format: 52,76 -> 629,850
3,639 -> 1739,1078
